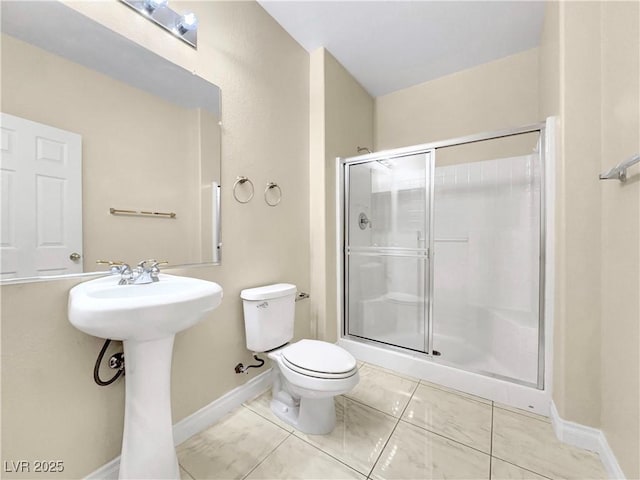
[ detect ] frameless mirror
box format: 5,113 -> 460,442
0,1 -> 221,282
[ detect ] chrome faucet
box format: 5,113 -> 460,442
130,259 -> 166,284
114,264 -> 134,285
96,259 -> 168,285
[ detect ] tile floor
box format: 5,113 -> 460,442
177,363 -> 608,480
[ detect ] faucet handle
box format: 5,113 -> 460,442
97,260 -> 131,275
96,260 -> 126,266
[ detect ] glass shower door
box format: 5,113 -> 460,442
431,133 -> 543,386
345,152 -> 431,352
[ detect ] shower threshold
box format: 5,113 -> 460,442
338,337 -> 551,416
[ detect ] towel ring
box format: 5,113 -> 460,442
233,176 -> 254,204
264,182 -> 282,207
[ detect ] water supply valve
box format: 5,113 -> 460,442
234,354 -> 265,374
109,352 -> 125,371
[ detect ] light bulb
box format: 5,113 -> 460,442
144,0 -> 168,12
176,12 -> 198,34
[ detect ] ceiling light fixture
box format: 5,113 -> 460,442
120,0 -> 198,48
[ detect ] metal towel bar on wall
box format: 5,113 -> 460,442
110,208 -> 176,218
599,153 -> 640,182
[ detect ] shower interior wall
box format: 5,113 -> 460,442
431,153 -> 541,385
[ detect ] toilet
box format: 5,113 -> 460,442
241,283 -> 359,435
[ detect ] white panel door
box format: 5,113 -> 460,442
0,113 -> 82,279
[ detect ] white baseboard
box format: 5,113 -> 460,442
86,369 -> 273,479
86,457 -> 120,480
172,368 -> 273,445
550,401 -> 625,479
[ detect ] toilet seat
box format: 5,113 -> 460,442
281,357 -> 357,379
281,339 -> 357,379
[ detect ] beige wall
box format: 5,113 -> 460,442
599,1 -> 640,477
323,51 -> 374,341
309,48 -> 374,342
3,2 -> 638,478
555,0 -> 603,428
1,1 -> 310,478
540,1 -> 640,477
375,48 -> 539,150
309,48 -> 327,342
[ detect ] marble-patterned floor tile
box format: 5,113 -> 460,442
490,458 -> 550,480
177,407 -> 289,479
246,435 -> 365,479
294,396 -> 397,475
244,390 -> 294,432
494,403 -> 550,423
492,408 -> 607,480
345,364 -> 418,417
420,380 -> 493,405
371,420 -> 490,480
180,466 -> 195,480
402,383 -> 492,453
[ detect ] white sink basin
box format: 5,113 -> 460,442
68,273 -> 223,480
68,273 -> 223,341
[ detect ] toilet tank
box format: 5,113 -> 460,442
240,283 -> 296,352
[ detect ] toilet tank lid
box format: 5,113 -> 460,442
240,283 -> 296,301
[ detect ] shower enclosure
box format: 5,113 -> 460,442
339,124 -> 546,391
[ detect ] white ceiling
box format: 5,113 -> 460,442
258,1 -> 545,97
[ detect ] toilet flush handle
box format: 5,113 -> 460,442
295,292 -> 310,302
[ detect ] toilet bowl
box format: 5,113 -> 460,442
240,284 -> 360,435
267,339 -> 359,434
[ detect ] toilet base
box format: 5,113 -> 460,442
270,396 -> 336,435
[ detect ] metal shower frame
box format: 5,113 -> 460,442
337,122 -> 546,390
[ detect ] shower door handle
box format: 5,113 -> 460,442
417,230 -> 427,248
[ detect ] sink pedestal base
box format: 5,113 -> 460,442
119,335 -> 179,480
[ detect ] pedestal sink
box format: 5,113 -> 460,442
68,274 -> 223,479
